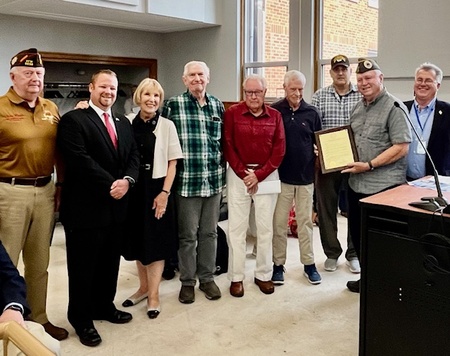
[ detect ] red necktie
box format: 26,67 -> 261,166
103,112 -> 117,149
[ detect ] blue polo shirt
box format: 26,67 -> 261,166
271,98 -> 322,185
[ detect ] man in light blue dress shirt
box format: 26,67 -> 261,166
405,62 -> 450,180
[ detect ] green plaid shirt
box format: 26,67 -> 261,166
162,90 -> 225,197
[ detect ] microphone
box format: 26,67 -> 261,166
393,101 -> 449,211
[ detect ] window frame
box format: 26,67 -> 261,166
315,0 -> 379,90
241,0 -> 289,102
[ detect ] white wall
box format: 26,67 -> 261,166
379,0 -> 450,102
0,0 -> 240,102
159,0 -> 240,100
0,14 -> 163,92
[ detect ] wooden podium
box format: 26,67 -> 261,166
359,184 -> 450,356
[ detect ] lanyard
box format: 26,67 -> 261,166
413,104 -> 434,133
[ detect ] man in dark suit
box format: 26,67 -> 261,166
405,62 -> 450,179
57,69 -> 139,347
0,240 -> 60,355
0,241 -> 30,326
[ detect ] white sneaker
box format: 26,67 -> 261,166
324,258 -> 337,272
347,259 -> 361,274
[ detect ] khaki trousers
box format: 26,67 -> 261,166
273,182 -> 315,266
0,182 -> 55,324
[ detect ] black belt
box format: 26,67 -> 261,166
0,176 -> 52,187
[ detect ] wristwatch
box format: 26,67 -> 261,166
124,176 -> 135,187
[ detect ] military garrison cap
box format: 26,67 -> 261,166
356,58 -> 380,74
10,48 -> 44,69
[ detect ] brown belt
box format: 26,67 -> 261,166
0,176 -> 52,187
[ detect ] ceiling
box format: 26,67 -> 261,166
0,0 -> 219,33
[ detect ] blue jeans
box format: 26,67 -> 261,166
176,193 -> 221,286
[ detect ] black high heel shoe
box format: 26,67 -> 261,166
147,306 -> 160,319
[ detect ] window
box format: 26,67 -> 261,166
243,0 -> 289,100
368,0 -> 379,9
317,0 -> 379,88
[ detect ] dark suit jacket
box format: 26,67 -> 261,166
57,106 -> 139,229
405,99 -> 450,176
0,240 -> 30,315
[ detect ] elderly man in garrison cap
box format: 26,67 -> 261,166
341,58 -> 411,293
0,48 -> 68,340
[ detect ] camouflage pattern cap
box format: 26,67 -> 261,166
331,54 -> 350,69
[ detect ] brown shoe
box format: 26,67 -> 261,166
254,278 -> 274,294
230,281 -> 244,297
43,321 -> 69,340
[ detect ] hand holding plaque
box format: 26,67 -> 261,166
315,125 -> 358,174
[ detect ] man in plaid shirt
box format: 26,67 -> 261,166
311,54 -> 362,274
162,61 -> 225,304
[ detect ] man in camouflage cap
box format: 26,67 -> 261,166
342,57 -> 411,293
312,54 -> 362,275
0,48 -> 68,340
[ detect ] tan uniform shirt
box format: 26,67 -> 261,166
0,87 -> 59,178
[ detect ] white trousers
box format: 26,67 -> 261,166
0,321 -> 60,356
226,168 -> 278,282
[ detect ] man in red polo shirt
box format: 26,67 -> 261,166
224,74 -> 285,298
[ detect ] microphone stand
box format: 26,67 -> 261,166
393,101 -> 449,212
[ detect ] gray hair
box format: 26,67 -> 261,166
415,62 -> 443,84
243,74 -> 267,89
183,61 -> 210,78
284,70 -> 306,86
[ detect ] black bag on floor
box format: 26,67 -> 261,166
215,225 -> 228,275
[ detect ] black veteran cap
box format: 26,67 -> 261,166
356,58 -> 380,74
10,48 -> 44,69
331,54 -> 350,69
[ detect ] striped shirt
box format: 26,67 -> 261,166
311,83 -> 361,130
162,90 -> 225,197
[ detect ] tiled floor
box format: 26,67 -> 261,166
40,215 -> 359,356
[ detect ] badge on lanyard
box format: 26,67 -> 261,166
417,140 -> 427,155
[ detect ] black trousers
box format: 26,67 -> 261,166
347,187 -> 370,261
65,223 -> 123,330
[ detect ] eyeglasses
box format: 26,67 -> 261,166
415,78 -> 437,85
244,90 -> 264,97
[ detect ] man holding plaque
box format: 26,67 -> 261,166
312,54 -> 362,275
342,58 -> 411,293
271,70 -> 322,285
224,74 -> 285,297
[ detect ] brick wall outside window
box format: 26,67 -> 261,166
254,0 -> 378,96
